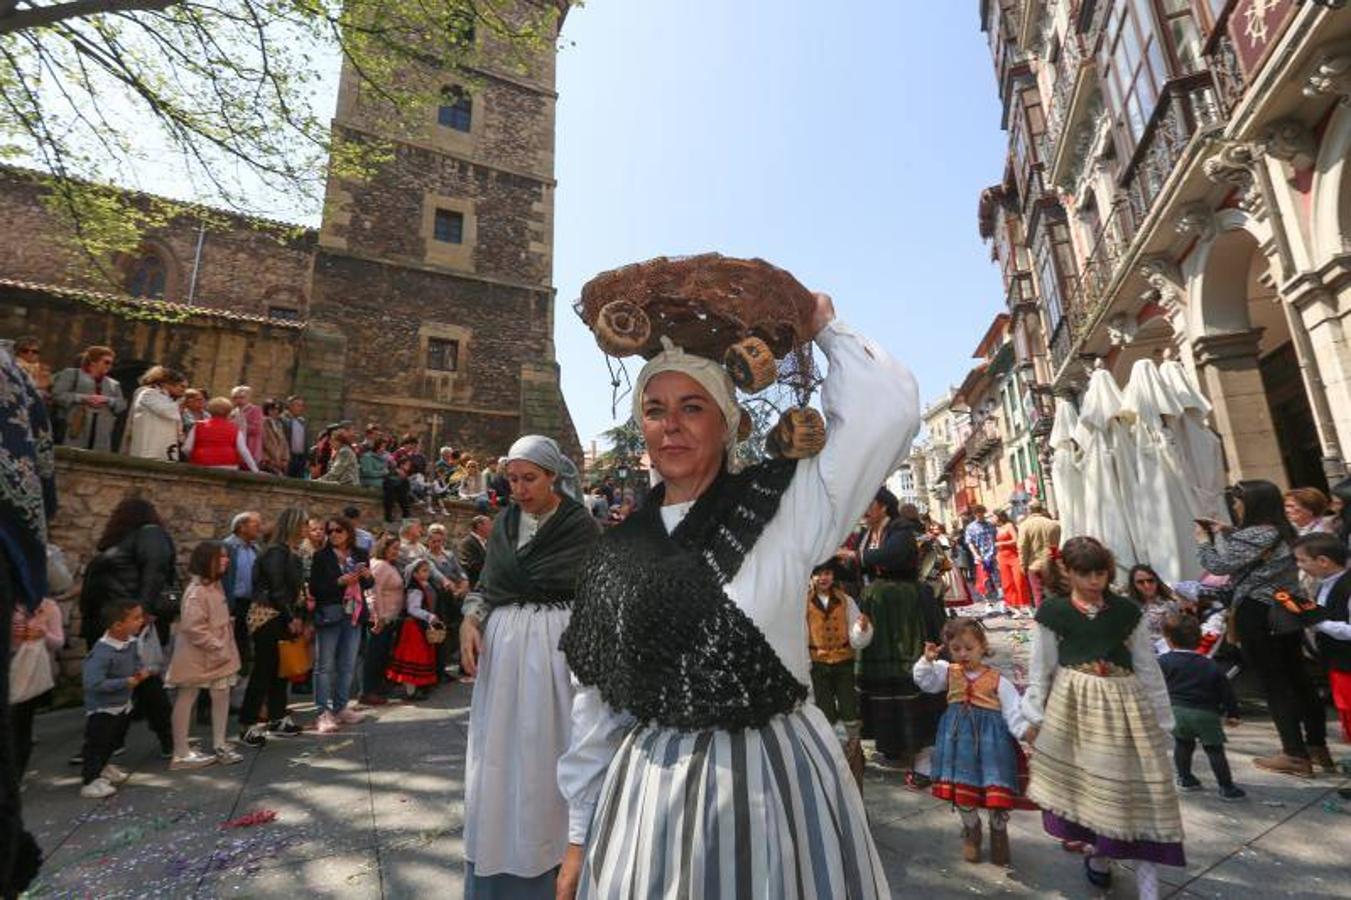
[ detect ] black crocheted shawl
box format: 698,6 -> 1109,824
559,458 -> 809,731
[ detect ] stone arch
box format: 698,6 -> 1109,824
1182,208 -> 1277,339
1181,208 -> 1324,488
1310,101 -> 1351,264
115,240 -> 181,301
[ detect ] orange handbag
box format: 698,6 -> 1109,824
277,637 -> 313,679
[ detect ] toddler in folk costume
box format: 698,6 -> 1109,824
913,617 -> 1034,867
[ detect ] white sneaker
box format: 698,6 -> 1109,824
213,745 -> 243,766
101,763 -> 130,785
169,750 -> 217,770
81,777 -> 117,799
336,707 -> 365,725
315,711 -> 341,734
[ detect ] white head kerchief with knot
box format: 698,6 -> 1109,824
504,434 -> 582,501
633,336 -> 743,475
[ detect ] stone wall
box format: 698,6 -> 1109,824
0,166 -> 315,318
48,448 -> 482,684
0,283 -> 303,400
51,448 -> 481,576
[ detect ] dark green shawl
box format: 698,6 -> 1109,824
479,496 -> 601,608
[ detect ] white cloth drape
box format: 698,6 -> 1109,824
1074,370 -> 1140,580
1049,399 -> 1085,541
1120,360 -> 1201,582
1160,361 -> 1230,524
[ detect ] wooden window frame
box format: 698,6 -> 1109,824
426,337 -> 459,373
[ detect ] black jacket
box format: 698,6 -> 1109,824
252,544 -> 305,624
858,519 -> 920,581
457,532 -> 487,586
1158,650 -> 1240,718
308,545 -> 373,608
80,524 -> 178,646
1316,569 -> 1351,672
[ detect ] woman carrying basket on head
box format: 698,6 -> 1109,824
556,258 -> 919,899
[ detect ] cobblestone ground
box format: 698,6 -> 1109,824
15,614 -> 1351,898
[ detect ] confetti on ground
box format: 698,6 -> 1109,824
287,738 -> 356,767
1321,800 -> 1350,816
222,809 -> 279,829
345,826 -> 452,884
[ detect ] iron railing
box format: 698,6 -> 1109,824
1120,74 -> 1223,234
1206,28 -> 1247,116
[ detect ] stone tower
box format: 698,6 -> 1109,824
306,1 -> 579,459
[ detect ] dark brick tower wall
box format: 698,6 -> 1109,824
308,2 -> 581,461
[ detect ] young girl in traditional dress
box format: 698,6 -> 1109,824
385,560 -> 440,700
914,617 -> 1032,866
1023,537 -> 1184,898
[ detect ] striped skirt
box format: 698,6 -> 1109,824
1027,667 -> 1184,859
578,705 -> 889,900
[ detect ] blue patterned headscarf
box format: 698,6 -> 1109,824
0,345 -> 57,611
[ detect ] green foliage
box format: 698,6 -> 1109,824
591,416 -> 644,482
0,0 -> 571,281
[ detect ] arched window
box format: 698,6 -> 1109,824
126,253 -> 167,298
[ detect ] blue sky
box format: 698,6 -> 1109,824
553,2 -> 1009,449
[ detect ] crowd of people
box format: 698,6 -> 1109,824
18,339 -> 521,522
7,310 -> 1351,900
9,496 -> 497,799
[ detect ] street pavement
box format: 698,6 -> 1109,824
15,615 -> 1351,899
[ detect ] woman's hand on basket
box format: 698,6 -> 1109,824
459,616 -> 483,677
809,292 -> 836,338
556,844 -> 584,900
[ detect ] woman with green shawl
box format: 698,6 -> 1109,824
847,488 -> 946,767
459,435 -> 601,899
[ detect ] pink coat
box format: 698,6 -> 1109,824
10,598 -> 63,654
165,578 -> 241,686
370,559 -> 406,624
232,403 -> 265,466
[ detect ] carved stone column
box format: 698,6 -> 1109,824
1191,329 -> 1287,486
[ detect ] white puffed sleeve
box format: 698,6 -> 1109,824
777,320 -> 921,566
996,675 -> 1030,739
1020,623 -> 1059,726
1128,619 -> 1175,732
846,596 -> 873,650
911,657 -> 949,695
557,681 -> 635,845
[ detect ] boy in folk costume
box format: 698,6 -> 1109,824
805,560 -> 873,785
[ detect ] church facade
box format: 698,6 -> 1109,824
0,1 -> 579,460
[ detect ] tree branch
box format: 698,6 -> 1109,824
0,0 -> 181,35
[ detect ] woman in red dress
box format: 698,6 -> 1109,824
386,560 -> 442,699
994,510 -> 1031,616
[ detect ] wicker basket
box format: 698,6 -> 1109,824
576,253 -> 815,361
425,620 -> 448,645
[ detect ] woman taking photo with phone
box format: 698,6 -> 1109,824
309,516 -> 373,733
1195,480 -> 1331,778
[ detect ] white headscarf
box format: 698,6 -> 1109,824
504,434 -> 581,501
632,337 -> 743,471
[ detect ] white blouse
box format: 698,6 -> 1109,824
1019,617 -> 1175,732
912,658 -> 1028,739
557,318 -> 920,843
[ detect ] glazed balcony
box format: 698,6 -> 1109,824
1048,74 -> 1222,376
